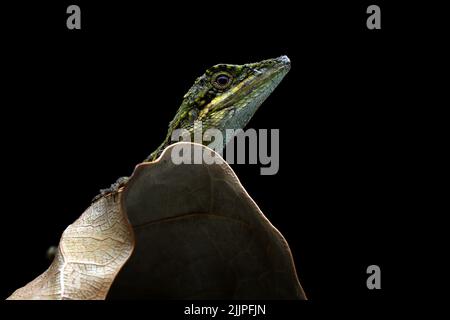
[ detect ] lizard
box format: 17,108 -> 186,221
95,55 -> 291,201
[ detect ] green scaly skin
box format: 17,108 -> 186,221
96,56 -> 291,200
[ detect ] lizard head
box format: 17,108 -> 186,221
148,56 -> 291,160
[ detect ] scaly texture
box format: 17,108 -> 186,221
147,55 -> 291,161
97,56 -> 291,199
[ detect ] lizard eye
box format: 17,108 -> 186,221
212,72 -> 233,90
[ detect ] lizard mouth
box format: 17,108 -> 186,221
244,55 -> 291,96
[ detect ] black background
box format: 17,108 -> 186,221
0,0 -> 429,311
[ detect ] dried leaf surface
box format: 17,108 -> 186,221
7,142 -> 305,300
7,195 -> 134,300
108,143 -> 306,299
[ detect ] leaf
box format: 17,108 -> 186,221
7,143 -> 305,300
7,195 -> 134,300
